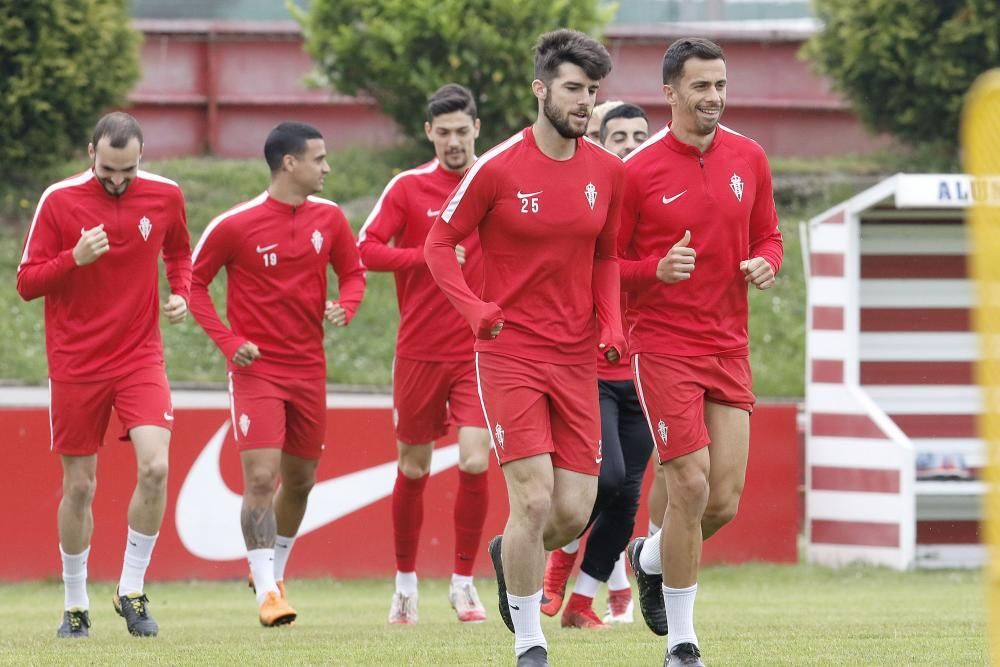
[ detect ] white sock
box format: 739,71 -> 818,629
508,590 -> 547,657
561,538 -> 580,554
118,527 -> 158,596
608,552 -> 630,591
664,583 -> 699,651
638,530 -> 663,575
573,570 -> 600,598
61,545 -> 89,610
648,519 -> 660,536
451,573 -> 473,587
395,570 -> 418,595
273,534 -> 296,582
248,549 -> 278,605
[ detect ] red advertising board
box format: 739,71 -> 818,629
0,392 -> 799,581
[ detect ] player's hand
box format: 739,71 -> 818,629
475,303 -> 504,340
490,320 -> 504,338
232,341 -> 261,367
163,294 -> 188,324
73,225 -> 109,266
455,244 -> 467,266
599,343 -> 621,364
325,300 -> 348,327
741,257 -> 775,290
655,230 -> 695,284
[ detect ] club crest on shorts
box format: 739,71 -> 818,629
138,215 -> 152,241
239,413 -> 251,437
657,419 -> 668,445
585,182 -> 597,210
494,423 -> 505,449
311,230 -> 324,254
729,173 -> 744,202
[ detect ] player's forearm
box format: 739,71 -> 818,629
163,252 -> 193,302
619,256 -> 660,291
15,250 -> 77,301
750,231 -> 783,276
189,284 -> 244,360
332,272 -> 366,322
358,241 -> 424,272
424,233 -> 500,338
593,256 -> 625,352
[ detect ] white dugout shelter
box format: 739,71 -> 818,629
805,174 -> 986,570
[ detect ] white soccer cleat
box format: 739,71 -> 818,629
388,591 -> 419,625
448,581 -> 487,623
602,588 -> 635,624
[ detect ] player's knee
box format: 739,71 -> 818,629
458,451 -> 489,474
282,473 -> 315,497
244,466 -> 278,497
668,471 -> 710,514
398,457 -> 431,479
703,494 -> 741,532
137,458 -> 168,491
513,487 -> 552,526
63,475 -> 97,506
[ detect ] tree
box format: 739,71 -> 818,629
296,0 -> 614,148
803,0 -> 1000,152
0,1 -> 141,182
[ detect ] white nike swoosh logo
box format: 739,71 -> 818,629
164,412 -> 174,421
256,243 -> 278,253
426,209 -> 441,217
516,190 -> 543,199
661,191 -> 687,205
175,422 -> 462,560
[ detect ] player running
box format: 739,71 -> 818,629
424,29 -> 625,667
17,111 -> 192,638
358,83 -> 492,625
189,121 -> 366,627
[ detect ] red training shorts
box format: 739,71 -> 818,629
49,365 -> 174,456
475,352 -> 601,475
393,356 -> 487,445
632,353 -> 755,464
228,372 -> 327,460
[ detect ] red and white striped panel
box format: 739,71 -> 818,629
807,205 -> 917,569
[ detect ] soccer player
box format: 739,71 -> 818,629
189,121 -> 366,627
16,111 -> 192,638
542,102 -> 652,630
585,99 -> 623,142
621,39 -> 783,667
357,83 -> 492,625
424,30 -> 625,667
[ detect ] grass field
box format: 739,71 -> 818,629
0,565 -> 986,666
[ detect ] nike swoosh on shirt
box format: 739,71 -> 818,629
426,209 -> 441,217
175,422 -> 462,560
255,243 -> 278,253
516,190 -> 543,199
164,412 -> 174,421
661,191 -> 687,205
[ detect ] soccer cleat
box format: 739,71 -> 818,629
113,589 -> 159,637
665,643 -> 705,666
560,593 -> 609,630
259,591 -> 297,627
517,646 -> 550,667
540,548 -> 576,616
627,537 -> 668,636
448,582 -> 486,623
388,591 -> 419,625
56,608 -> 91,638
602,588 -> 634,624
487,535 -> 514,633
247,572 -> 286,598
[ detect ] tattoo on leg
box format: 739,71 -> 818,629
241,504 -> 277,549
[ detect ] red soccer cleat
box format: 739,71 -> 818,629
540,549 -> 577,617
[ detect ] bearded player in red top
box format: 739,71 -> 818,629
425,30 -> 625,667
190,122 -> 366,627
358,84 -> 492,625
621,39 -> 783,667
16,112 -> 192,639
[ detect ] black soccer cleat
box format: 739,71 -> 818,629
627,537 -> 668,636
488,535 -> 514,633
56,608 -> 91,638
665,642 -> 704,667
113,589 -> 159,637
517,646 -> 549,666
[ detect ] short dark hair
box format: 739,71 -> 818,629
426,83 -> 478,122
662,37 -> 726,85
264,121 -> 323,173
91,111 -> 143,149
534,29 -> 612,84
600,103 -> 649,143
